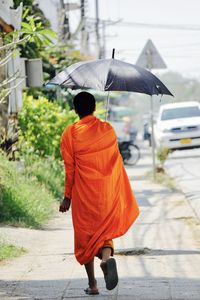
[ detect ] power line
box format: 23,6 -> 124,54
116,51 -> 200,59
159,42 -> 200,49
117,21 -> 200,31
109,39 -> 200,55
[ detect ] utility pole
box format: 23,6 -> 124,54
136,39 -> 167,181
81,0 -> 85,45
59,0 -> 71,41
101,20 -> 106,58
146,49 -> 156,180
80,0 -> 89,55
58,0 -> 64,40
88,17 -> 121,59
95,0 -> 100,58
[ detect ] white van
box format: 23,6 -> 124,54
154,101 -> 200,149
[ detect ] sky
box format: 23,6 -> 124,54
39,0 -> 200,79
86,0 -> 200,79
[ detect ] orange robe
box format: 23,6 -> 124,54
60,115 -> 139,265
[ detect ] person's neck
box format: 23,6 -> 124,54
79,114 -> 93,120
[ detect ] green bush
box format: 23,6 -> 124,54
0,153 -> 54,228
18,94 -> 77,158
156,146 -> 170,167
23,155 -> 64,200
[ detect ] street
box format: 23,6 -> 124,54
165,148 -> 200,221
0,145 -> 200,299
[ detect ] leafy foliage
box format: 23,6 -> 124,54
14,0 -> 50,28
3,11 -> 57,59
156,146 -> 170,167
18,94 -> 77,158
23,155 -> 64,200
14,0 -> 33,9
0,152 -> 54,228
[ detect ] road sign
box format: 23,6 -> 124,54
136,39 -> 167,69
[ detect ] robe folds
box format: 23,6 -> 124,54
60,115 -> 139,265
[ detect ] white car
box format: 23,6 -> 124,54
154,101 -> 200,150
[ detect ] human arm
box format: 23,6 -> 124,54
59,126 -> 75,212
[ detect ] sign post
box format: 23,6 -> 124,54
136,39 -> 167,180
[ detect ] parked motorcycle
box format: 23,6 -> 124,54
118,140 -> 140,165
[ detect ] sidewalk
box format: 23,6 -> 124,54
0,145 -> 200,300
165,149 -> 200,222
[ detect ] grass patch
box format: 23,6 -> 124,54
0,153 -> 55,228
22,155 -> 64,200
0,240 -> 26,261
145,169 -> 176,190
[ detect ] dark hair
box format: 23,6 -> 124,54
73,91 -> 95,117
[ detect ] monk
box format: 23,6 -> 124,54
59,91 -> 139,295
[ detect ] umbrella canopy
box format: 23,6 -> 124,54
47,58 -> 173,96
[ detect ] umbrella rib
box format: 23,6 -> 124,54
104,59 -> 115,91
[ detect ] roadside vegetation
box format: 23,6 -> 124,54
149,171 -> 176,190
0,152 -> 55,228
0,240 -> 26,262
0,0 -> 78,230
22,155 -> 64,200
156,146 -> 171,172
146,146 -> 176,190
18,94 -> 77,159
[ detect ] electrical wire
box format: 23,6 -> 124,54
117,21 -> 200,31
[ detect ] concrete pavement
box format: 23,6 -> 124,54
165,148 -> 200,221
0,145 -> 200,299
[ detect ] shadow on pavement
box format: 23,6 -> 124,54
1,276 -> 200,300
115,248 -> 200,256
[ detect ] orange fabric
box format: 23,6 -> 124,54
60,115 -> 139,265
103,239 -> 114,249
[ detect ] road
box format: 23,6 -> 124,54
165,148 -> 200,221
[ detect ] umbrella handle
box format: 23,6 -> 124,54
105,92 -> 110,121
112,48 -> 115,59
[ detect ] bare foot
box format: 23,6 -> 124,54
84,279 -> 99,295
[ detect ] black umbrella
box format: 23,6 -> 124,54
47,58 -> 173,97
